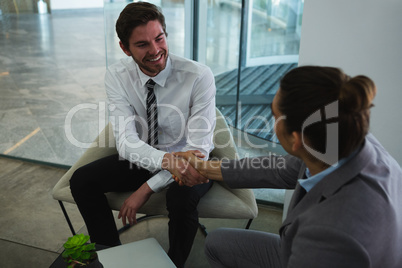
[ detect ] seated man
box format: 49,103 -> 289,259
69,2 -> 215,267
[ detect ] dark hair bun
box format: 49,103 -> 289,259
339,75 -> 376,114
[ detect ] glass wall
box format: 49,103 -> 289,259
248,0 -> 302,62
193,0 -> 304,204
197,0 -> 303,150
0,1 -> 106,166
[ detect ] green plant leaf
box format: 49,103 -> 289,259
81,252 -> 91,260
83,243 -> 96,251
64,233 -> 90,249
62,251 -> 69,258
71,250 -> 82,260
62,234 -> 97,265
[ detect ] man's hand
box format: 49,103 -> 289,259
173,151 -> 207,175
162,151 -> 208,187
118,182 -> 154,226
174,151 -> 224,182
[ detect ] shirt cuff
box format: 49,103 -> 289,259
149,150 -> 167,171
146,170 -> 174,193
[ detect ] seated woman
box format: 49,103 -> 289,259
173,66 -> 402,267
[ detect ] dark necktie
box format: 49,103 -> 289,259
146,79 -> 158,147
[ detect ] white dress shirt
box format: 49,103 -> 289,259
105,53 -> 216,192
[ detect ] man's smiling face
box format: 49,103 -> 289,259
120,20 -> 168,77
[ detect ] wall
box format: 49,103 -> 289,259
298,0 -> 402,165
50,0 -> 103,11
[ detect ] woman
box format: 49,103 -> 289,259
173,66 -> 402,267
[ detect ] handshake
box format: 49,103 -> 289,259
161,150 -> 223,187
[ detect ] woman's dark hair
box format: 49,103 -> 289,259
278,66 -> 376,162
116,2 -> 167,50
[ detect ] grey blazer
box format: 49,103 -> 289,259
222,134 -> 402,267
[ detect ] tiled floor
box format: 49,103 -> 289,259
0,156 -> 284,267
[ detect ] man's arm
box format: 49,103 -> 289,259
106,69 -> 178,194
179,67 -> 216,157
105,68 -> 170,225
148,67 -> 217,187
105,69 -> 166,175
106,66 -> 216,185
118,182 -> 153,226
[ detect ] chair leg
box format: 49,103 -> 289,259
199,223 -> 208,237
199,218 -> 253,238
58,201 -> 76,236
245,218 -> 253,229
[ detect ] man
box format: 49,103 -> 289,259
70,2 -> 215,267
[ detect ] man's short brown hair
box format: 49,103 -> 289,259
116,2 -> 167,50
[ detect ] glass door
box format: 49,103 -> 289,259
195,0 -> 303,147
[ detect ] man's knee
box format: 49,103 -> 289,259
166,185 -> 200,212
70,166 -> 92,196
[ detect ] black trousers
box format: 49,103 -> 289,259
70,154 -> 212,268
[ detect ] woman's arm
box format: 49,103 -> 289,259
174,152 -> 302,189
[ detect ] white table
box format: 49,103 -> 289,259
97,238 -> 176,267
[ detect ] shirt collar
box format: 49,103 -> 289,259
299,147 -> 360,192
138,55 -> 171,91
